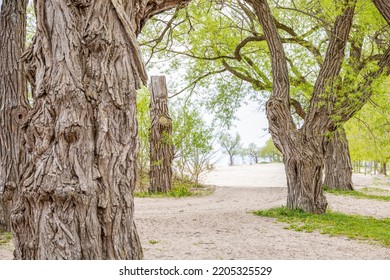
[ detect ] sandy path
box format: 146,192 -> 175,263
1,164 -> 389,260
137,187 -> 390,260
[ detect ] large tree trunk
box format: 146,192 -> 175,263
9,0 -> 190,260
149,76 -> 173,193
284,146 -> 327,213
247,0 -> 356,214
323,128 -> 353,190
0,0 -> 28,232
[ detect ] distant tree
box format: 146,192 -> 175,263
219,132 -> 242,166
247,143 -> 260,164
172,103 -> 216,184
136,87 -> 151,191
259,139 -> 282,163
346,85 -> 390,176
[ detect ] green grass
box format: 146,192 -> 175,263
254,207 -> 390,248
360,187 -> 389,193
148,240 -> 160,245
324,187 -> 390,202
0,231 -> 12,246
135,179 -> 214,198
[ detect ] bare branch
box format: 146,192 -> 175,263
169,68 -> 227,99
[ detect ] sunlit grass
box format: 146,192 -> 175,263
254,207 -> 390,248
324,187 -> 390,202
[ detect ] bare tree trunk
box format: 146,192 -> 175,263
229,154 -> 234,166
149,76 -> 173,193
323,128 -> 353,190
380,162 -> 387,176
0,0 -> 28,232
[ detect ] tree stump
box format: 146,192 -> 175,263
149,76 -> 173,193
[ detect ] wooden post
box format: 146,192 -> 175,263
149,76 -> 173,193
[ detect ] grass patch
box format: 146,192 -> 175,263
361,187 -> 389,193
135,179 -> 214,198
254,207 -> 390,248
148,240 -> 160,245
0,231 -> 12,246
324,187 -> 390,202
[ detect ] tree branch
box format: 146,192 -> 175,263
169,68 -> 227,99
221,59 -> 266,90
304,0 -> 357,132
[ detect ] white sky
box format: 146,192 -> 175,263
233,101 -> 269,147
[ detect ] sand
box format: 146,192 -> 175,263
1,163 -> 390,260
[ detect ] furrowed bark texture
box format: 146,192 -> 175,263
247,0 -> 356,213
149,76 -> 173,193
0,0 -> 28,232
373,0 -> 390,24
323,128 -> 353,190
11,0 -> 189,260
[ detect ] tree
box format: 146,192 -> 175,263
136,87 -> 151,191
346,85 -> 390,176
219,132 -> 242,166
247,143 -> 260,164
149,76 -> 174,193
259,139 -> 282,163
172,102 -> 216,185
245,0 -> 390,213
323,128 -> 353,190
139,0 -> 361,191
10,0 -> 191,260
0,0 -> 28,232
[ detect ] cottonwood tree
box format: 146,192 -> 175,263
10,0 -> 191,260
245,0 -> 390,213
219,132 -> 242,166
139,0 -> 368,191
259,138 -> 282,163
247,143 -> 260,164
0,0 -> 28,232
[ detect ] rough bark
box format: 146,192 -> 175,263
149,76 -> 173,193
373,0 -> 390,24
323,128 -> 353,190
246,0 -> 357,213
380,162 -> 387,176
0,0 -> 28,232
11,0 -> 189,260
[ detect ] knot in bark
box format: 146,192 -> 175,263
70,0 -> 92,7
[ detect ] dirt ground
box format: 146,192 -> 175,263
1,163 -> 390,260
